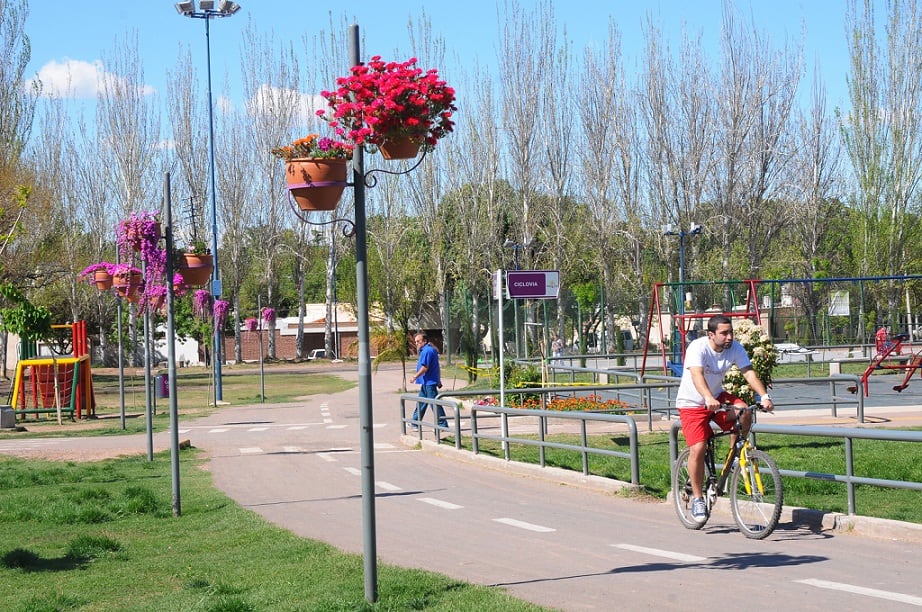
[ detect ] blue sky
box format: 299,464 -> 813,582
23,1 -> 853,109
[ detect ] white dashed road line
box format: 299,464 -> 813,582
493,518 -> 556,533
418,498 -> 463,510
796,579 -> 922,606
239,447 -> 263,454
376,481 -> 402,492
344,467 -> 361,476
316,453 -> 337,462
613,544 -> 706,563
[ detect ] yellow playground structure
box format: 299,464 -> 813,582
10,321 -> 95,420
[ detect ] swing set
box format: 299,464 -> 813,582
641,274 -> 922,397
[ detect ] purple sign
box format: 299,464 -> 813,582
506,270 -> 560,299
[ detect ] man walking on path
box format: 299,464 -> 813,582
409,332 -> 446,428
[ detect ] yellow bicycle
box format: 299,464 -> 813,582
672,404 -> 783,539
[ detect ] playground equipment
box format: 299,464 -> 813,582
642,279 -> 762,377
848,327 -> 922,396
9,321 -> 96,421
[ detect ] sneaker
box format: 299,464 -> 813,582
691,497 -> 707,523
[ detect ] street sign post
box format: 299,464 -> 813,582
506,270 -> 560,299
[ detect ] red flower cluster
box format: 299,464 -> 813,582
318,56 -> 457,150
517,394 -> 631,412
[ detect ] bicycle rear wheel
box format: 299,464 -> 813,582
730,449 -> 783,539
672,447 -> 707,530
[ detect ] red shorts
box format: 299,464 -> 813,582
679,392 -> 745,446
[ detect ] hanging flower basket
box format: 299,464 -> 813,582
378,136 -> 424,160
93,270 -> 113,291
318,56 -> 457,153
113,270 -> 143,301
178,253 -> 214,287
285,158 -> 348,211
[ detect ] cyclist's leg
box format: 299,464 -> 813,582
678,407 -> 712,499
715,392 -> 749,444
686,440 -> 707,499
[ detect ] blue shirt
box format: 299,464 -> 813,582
416,342 -> 441,386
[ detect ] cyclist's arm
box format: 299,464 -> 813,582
688,365 -> 721,411
740,365 -> 774,411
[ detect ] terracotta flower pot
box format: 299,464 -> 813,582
285,158 -> 348,211
113,271 -> 143,300
179,253 -> 214,287
378,136 -> 423,160
94,270 -> 113,291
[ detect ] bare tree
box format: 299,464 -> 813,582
577,20 -> 646,349
841,0 -> 922,315
0,0 -> 38,172
639,18 -> 716,305
166,46 -> 210,247
499,0 -> 554,254
440,56 -> 507,374
788,68 -> 846,341
96,33 -> 162,366
239,23 -> 301,359
216,99 -> 256,362
302,14 -> 355,360
711,3 -> 802,277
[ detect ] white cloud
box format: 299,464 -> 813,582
27,58 -> 155,99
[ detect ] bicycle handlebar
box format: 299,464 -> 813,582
714,403 -> 772,413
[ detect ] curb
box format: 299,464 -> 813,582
401,434 -> 922,543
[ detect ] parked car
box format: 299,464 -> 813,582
307,349 -> 327,361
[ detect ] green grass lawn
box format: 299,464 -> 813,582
0,450 -> 548,611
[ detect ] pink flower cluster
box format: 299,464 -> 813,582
318,56 -> 456,149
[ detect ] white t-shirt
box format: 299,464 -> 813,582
676,336 -> 752,408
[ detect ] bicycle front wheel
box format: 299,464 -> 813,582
672,447 -> 707,530
730,449 -> 783,539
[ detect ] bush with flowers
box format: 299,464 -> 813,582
722,318 -> 779,405
517,394 -> 633,412
318,56 -> 456,151
271,134 -> 354,161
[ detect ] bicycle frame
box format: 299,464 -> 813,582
704,406 -> 758,497
672,403 -> 783,538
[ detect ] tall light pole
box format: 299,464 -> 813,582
175,0 -> 241,401
503,239 -> 523,358
664,222 -> 702,363
663,222 -> 702,315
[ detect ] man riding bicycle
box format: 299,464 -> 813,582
676,314 -> 774,523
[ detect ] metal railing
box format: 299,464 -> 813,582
401,390 -> 642,484
399,394 -> 463,448
668,419 -> 922,515
399,377 -> 919,515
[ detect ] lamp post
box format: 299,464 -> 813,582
175,0 -> 240,402
503,239 -> 523,358
663,222 -> 702,363
663,223 -> 702,315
